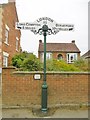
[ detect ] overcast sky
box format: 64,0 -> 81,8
3,0 -> 89,56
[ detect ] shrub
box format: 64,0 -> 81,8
46,59 -> 80,71
12,51 -> 42,71
12,52 -> 88,72
21,55 -> 42,71
74,58 -> 88,71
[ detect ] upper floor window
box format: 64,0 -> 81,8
5,25 -> 9,45
16,37 -> 19,51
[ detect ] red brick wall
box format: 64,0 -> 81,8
2,67 -> 88,108
52,52 -> 66,61
2,2 -> 21,66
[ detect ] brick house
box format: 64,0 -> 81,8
0,0 -> 21,67
38,40 -> 80,63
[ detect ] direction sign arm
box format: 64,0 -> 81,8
69,28 -> 74,31
16,26 -> 22,29
18,27 -> 21,29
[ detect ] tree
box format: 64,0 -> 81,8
21,54 -> 42,71
12,51 -> 29,68
12,51 -> 42,71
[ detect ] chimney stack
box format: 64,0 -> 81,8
71,40 -> 75,44
39,40 -> 42,43
8,0 -> 15,3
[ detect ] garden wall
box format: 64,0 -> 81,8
2,67 -> 89,108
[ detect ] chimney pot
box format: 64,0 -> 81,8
72,40 -> 75,44
39,40 -> 42,43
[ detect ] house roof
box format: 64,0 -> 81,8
81,50 -> 90,58
38,40 -> 80,53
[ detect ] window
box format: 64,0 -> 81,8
5,29 -> 9,44
67,53 -> 77,63
5,25 -> 9,45
3,56 -> 8,67
46,53 -> 52,60
40,52 -> 52,62
57,54 -> 63,60
40,53 -> 44,62
3,52 -> 9,67
16,37 -> 19,51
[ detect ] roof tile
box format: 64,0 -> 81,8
39,42 -> 80,52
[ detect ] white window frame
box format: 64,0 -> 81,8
67,53 -> 77,63
16,37 -> 19,51
40,52 -> 44,62
4,24 -> 9,45
46,52 -> 52,60
40,52 -> 52,62
3,52 -> 9,67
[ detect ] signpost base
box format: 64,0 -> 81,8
41,82 -> 48,112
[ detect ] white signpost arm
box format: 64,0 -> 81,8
16,17 -> 74,35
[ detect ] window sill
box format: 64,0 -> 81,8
16,49 -> 19,52
4,42 -> 9,46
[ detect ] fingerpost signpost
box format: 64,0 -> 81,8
16,17 -> 74,112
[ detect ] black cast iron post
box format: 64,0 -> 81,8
41,25 -> 48,112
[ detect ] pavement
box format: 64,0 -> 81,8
2,107 -> 88,118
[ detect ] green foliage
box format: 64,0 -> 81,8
46,59 -> 80,71
73,58 -> 89,71
12,51 -> 31,68
21,55 -> 42,71
12,51 -> 42,71
12,52 -> 88,72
